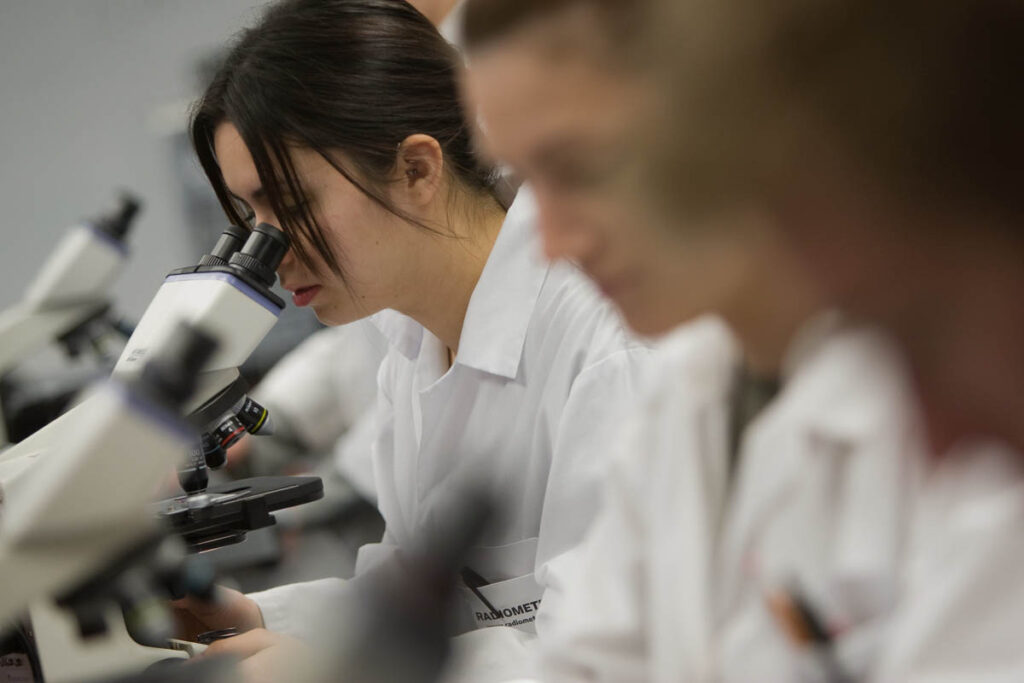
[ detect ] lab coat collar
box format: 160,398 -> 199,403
456,186 -> 548,379
370,309 -> 424,361
782,314 -> 911,444
721,316 -> 917,619
370,187 -> 548,380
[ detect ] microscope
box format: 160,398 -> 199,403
0,195 -> 140,446
0,223 -> 322,682
0,321 -> 222,680
0,221 -> 310,502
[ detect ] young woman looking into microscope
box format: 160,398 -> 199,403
173,0 -> 649,679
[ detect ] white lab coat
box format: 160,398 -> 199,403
252,321 -> 386,499
538,315 -> 1024,682
250,188 -> 650,678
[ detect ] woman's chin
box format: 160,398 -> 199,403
311,301 -> 367,327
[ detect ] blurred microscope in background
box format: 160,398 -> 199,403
0,195 -> 141,447
0,220 -> 331,682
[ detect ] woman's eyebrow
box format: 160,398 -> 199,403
227,188 -> 260,206
230,184 -> 303,208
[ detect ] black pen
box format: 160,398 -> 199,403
460,567 -> 501,619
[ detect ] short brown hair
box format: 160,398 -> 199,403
462,0 -> 646,55
648,0 -> 1024,226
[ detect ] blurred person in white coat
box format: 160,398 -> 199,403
461,0 -> 1024,680
648,0 -> 1024,461
170,2 -> 650,681
230,320 -> 386,525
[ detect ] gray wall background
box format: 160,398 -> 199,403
0,0 -> 267,318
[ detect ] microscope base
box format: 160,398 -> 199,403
29,601 -> 188,683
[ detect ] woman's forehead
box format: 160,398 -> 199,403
214,122 -> 262,200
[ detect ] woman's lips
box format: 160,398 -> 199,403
292,285 -> 322,307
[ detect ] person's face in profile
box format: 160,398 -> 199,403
465,11 -> 760,337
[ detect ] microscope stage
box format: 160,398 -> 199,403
155,476 -> 323,553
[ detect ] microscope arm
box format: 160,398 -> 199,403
0,324 -> 215,628
0,302 -> 111,375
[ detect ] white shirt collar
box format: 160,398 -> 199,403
371,187 -> 548,379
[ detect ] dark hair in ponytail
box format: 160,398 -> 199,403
191,0 -> 498,276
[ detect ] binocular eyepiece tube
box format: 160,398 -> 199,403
197,223 -> 290,288
198,225 -> 250,268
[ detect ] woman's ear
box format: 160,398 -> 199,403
395,134 -> 444,207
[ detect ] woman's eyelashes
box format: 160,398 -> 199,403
231,196 -> 308,228
279,199 -> 311,220
227,195 -> 257,228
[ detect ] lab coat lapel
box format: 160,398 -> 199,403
716,315 -> 842,615
719,325 -> 919,630
717,396 -> 806,619
655,400 -> 731,681
650,319 -> 737,680
456,186 -> 548,381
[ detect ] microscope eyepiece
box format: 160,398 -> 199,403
94,193 -> 141,242
198,225 -> 249,268
228,223 -> 290,287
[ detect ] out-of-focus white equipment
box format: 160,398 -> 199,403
0,321 -> 221,682
111,222 -> 290,495
0,195 -> 140,446
0,222 -> 324,682
0,223 -> 290,503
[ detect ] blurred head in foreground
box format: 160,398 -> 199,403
462,0 -> 825,371
643,0 -> 1024,450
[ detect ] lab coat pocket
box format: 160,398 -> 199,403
462,572 -> 544,634
465,537 -> 538,581
460,537 -> 543,634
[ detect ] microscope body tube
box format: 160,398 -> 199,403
112,273 -> 282,413
22,196 -> 138,310
0,197 -> 138,389
22,224 -> 128,310
0,373 -> 195,627
112,224 -> 287,415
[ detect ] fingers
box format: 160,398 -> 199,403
237,648 -> 308,683
226,436 -> 252,470
198,630 -> 315,683
170,586 -> 264,640
202,628 -> 283,660
237,633 -> 315,683
171,606 -> 212,641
